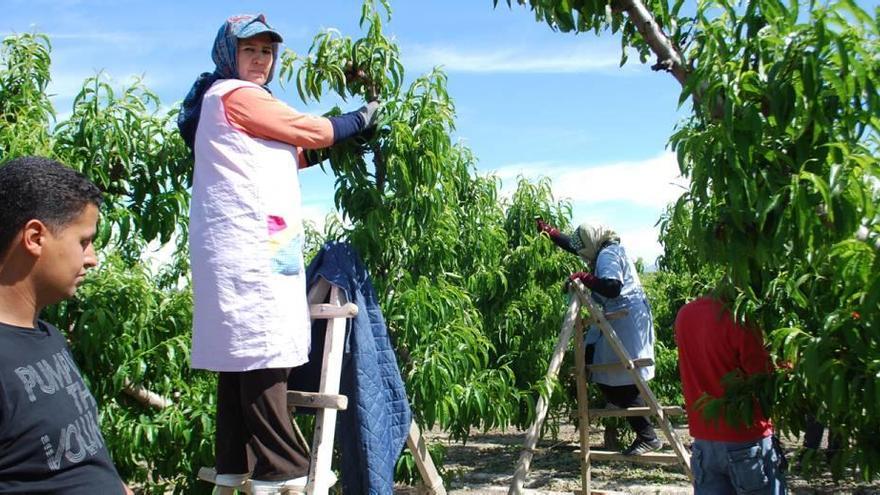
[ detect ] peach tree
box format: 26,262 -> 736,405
500,0 -> 879,478
1,5 -> 587,489
279,1 -> 583,442
1,33 -> 213,493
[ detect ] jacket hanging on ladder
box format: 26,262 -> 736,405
290,241 -> 412,495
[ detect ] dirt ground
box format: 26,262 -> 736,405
398,424 -> 880,495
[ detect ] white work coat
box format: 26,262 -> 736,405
189,79 -> 311,372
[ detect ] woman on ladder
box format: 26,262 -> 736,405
177,13 -> 377,494
537,219 -> 661,456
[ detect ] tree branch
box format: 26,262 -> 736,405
123,380 -> 172,409
614,0 -> 689,86
373,143 -> 386,196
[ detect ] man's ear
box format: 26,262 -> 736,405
21,219 -> 49,256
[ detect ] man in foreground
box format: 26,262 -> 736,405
0,156 -> 131,493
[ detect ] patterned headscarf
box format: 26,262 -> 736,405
177,14 -> 283,151
569,222 -> 620,266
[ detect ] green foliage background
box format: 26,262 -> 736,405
2,0 -> 878,489
0,7 -> 591,491
505,0 -> 880,480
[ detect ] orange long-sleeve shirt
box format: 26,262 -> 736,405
222,86 -> 334,168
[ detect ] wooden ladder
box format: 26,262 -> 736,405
509,281 -> 692,494
199,277 -> 446,494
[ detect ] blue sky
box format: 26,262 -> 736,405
3,0 -> 696,263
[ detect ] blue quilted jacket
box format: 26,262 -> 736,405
291,241 -> 411,494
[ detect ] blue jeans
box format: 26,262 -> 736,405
692,436 -> 786,495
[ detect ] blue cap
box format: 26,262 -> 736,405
228,14 -> 283,43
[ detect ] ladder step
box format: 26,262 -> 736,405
287,391 -> 348,411
588,406 -> 685,418
197,467 -> 250,489
587,449 -> 681,464
586,358 -> 654,372
309,302 -> 358,319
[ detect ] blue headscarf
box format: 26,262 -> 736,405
177,14 -> 282,152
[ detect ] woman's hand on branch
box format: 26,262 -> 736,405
569,271 -> 598,289
536,218 -> 561,237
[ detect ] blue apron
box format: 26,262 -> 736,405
584,243 -> 656,386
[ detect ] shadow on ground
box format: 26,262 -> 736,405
393,425 -> 880,495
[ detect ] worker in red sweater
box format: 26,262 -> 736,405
674,296 -> 787,494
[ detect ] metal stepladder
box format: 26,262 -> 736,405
199,277 -> 446,494
509,280 -> 692,494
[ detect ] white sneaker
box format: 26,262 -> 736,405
214,472 -> 250,486
250,476 -> 308,495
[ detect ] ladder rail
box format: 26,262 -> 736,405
305,284 -> 347,495
573,313 -> 592,493
406,420 -> 447,495
509,294 -> 582,494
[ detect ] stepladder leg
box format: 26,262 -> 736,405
573,314 -> 592,494
406,420 -> 447,494
509,294 -> 582,494
305,286 -> 347,495
306,408 -> 338,495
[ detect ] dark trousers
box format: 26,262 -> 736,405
585,344 -> 657,442
215,368 -> 310,480
804,416 -> 841,451
597,383 -> 658,442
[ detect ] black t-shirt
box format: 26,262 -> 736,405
0,320 -> 124,494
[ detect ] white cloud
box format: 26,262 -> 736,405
555,152 -> 688,207
489,152 -> 689,267
45,71 -> 95,103
404,44 -> 638,74
491,151 -> 688,208
615,226 -> 663,267
491,161 -> 555,182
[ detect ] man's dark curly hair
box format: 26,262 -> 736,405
0,156 -> 103,256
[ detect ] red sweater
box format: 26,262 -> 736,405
674,297 -> 773,442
